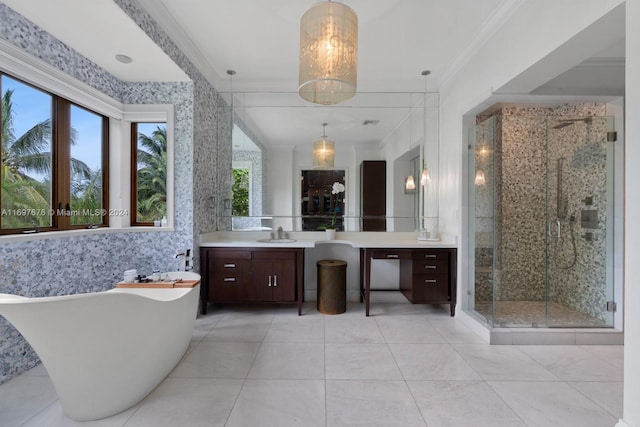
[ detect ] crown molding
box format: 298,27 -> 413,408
136,0 -> 225,91
437,0 -> 527,91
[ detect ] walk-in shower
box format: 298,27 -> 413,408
468,105 -> 617,328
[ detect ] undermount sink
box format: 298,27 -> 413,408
256,238 -> 297,243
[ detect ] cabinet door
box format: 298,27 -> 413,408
361,161 -> 386,231
250,259 -> 278,301
251,251 -> 296,302
270,256 -> 296,302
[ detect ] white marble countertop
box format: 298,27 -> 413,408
199,231 -> 458,249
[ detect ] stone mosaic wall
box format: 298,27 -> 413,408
0,0 -> 230,383
473,104 -> 610,323
113,0 -> 229,276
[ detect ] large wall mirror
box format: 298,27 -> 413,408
219,91 -> 440,232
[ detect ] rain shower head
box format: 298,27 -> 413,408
552,117 -> 593,129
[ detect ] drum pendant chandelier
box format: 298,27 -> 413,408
298,1 -> 358,105
313,123 -> 335,168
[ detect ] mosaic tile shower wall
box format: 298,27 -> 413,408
473,104 -> 610,324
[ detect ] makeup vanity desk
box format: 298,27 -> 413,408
199,232 -> 457,316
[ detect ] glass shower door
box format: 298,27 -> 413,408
545,116 -> 615,327
469,117 -> 497,326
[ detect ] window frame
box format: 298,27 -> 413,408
130,121 -> 167,226
232,160 -> 253,217
123,105 -> 175,229
0,40 -> 176,241
0,72 -> 110,235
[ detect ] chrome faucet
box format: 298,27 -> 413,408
277,226 -> 284,240
174,249 -> 192,271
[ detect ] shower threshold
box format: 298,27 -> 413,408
463,301 -> 623,345
475,300 -> 608,328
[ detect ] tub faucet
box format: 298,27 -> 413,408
185,249 -> 192,271
175,251 -> 186,271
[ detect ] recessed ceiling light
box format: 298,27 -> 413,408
115,54 -> 133,64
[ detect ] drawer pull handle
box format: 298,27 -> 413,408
424,279 -> 437,283
223,263 -> 236,268
268,275 -> 272,287
223,277 -> 236,282
424,265 -> 437,269
424,254 -> 437,258
386,254 -> 399,259
273,274 -> 278,287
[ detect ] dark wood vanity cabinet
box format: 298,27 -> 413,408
361,247 -> 456,316
200,247 -> 304,315
360,161 -> 386,231
399,249 -> 456,315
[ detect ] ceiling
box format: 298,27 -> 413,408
0,0 -> 625,150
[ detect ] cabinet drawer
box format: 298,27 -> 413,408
412,250 -> 449,261
208,249 -> 251,259
211,259 -> 250,273
413,260 -> 449,275
371,250 -> 411,260
211,274 -> 249,301
412,275 -> 450,303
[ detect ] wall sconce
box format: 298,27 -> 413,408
475,169 -> 486,186
298,1 -> 358,105
313,123 -> 335,168
404,174 -> 416,194
421,165 -> 432,186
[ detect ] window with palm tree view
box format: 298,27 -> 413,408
1,73 -> 107,234
131,122 -> 167,225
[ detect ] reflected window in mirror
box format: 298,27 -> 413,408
232,166 -> 250,216
232,124 -> 266,231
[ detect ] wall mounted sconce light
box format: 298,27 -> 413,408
405,174 -> 416,193
299,1 -> 358,105
313,123 -> 335,168
421,164 -> 432,186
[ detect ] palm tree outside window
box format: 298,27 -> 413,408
130,122 -> 167,225
1,73 -> 107,234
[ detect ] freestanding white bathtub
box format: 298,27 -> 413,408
0,272 -> 200,421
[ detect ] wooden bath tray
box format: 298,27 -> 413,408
115,280 -> 200,289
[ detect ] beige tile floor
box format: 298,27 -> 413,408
0,299 -> 624,426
